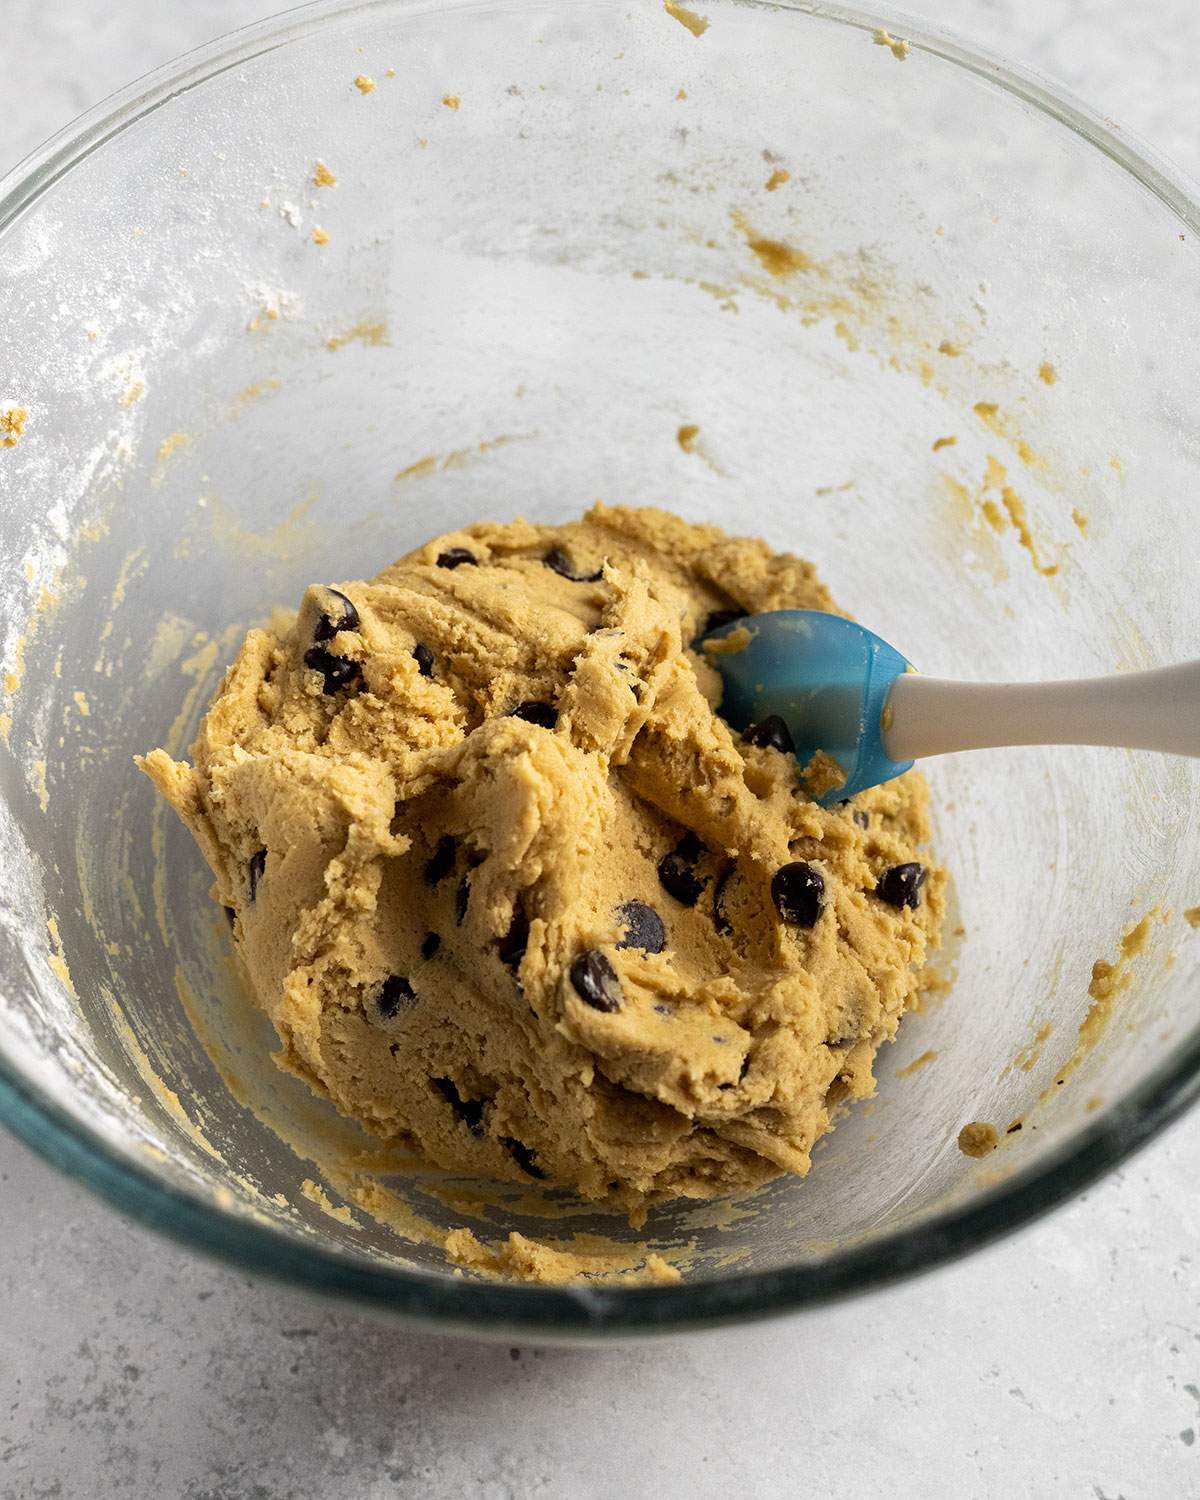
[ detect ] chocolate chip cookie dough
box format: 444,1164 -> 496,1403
139,504 -> 944,1214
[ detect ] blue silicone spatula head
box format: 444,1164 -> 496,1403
704,610 -> 915,805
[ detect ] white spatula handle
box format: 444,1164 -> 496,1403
884,659 -> 1200,763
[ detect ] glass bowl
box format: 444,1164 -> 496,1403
2,0 -> 1199,1339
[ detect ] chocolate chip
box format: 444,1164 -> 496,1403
501,1137 -> 547,1179
421,931 -> 441,960
543,547 -> 602,583
657,852 -> 706,907
771,861 -> 825,928
743,715 -> 795,754
303,647 -> 362,694
424,834 -> 457,886
455,874 -> 471,925
413,643 -> 434,678
248,848 -> 267,902
875,862 -> 927,910
223,906 -> 236,928
615,900 -> 666,954
703,608 -> 743,636
436,547 -> 478,569
510,700 -> 558,729
377,975 -> 416,1019
674,831 -> 705,862
313,588 -> 360,642
569,950 -> 623,1012
498,902 -> 530,972
853,809 -> 870,829
654,1002 -> 673,1016
711,866 -> 734,936
433,1076 -> 484,1133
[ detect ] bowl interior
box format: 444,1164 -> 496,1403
2,0 -> 1200,1316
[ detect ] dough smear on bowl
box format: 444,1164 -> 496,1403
139,504 -> 944,1216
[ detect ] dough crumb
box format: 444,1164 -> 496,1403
442,94 -> 461,110
676,422 -> 700,452
801,750 -> 846,800
312,160 -> 338,188
743,229 -> 810,278
1047,910 -> 1163,1096
354,74 -> 376,94
325,318 -> 388,351
1185,906 -> 1200,928
764,168 -> 790,192
931,435 -> 956,452
958,1121 -> 998,1157
1039,362 -> 1058,385
1,407 -> 28,448
1071,507 -> 1089,534
702,623 -> 753,655
445,1228 -> 682,1285
664,1 -> 709,38
300,1178 -> 355,1225
311,226 -> 330,246
873,27 -> 910,60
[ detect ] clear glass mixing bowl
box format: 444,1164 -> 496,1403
1,0 -> 1199,1338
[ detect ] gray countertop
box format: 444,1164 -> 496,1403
3,3 -> 1200,1496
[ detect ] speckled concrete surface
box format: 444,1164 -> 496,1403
3,3 -> 1200,1496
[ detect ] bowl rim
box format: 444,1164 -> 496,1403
2,0 -> 1199,1337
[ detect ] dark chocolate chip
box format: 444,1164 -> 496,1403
657,852 -> 706,907
853,809 -> 870,829
313,588 -> 360,642
711,866 -> 734,936
303,647 -> 362,694
543,547 -> 603,584
424,834 -> 457,886
615,900 -> 666,954
376,975 -> 416,1019
421,931 -> 441,960
875,862 -> 927,910
501,1136 -> 547,1179
771,861 -> 825,928
569,950 -> 623,1012
436,547 -> 478,569
413,642 -> 434,678
1006,1121 -> 1023,1135
498,902 -> 530,972
248,848 -> 267,902
674,831 -> 705,862
455,875 -> 471,925
510,700 -> 558,729
743,715 -> 795,754
433,1076 -> 484,1133
703,608 -> 743,636
223,906 -> 237,929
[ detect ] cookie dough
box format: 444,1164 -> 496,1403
140,504 -> 944,1212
